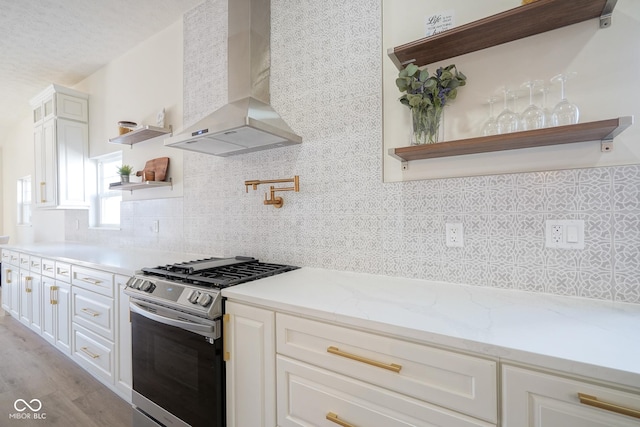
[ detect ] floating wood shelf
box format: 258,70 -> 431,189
388,117 -> 633,164
109,125 -> 172,146
109,178 -> 173,193
388,0 -> 617,69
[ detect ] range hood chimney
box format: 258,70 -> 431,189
165,0 -> 301,156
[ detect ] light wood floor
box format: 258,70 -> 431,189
0,294 -> 133,427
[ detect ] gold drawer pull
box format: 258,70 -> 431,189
327,346 -> 402,373
326,412 -> 355,427
43,266 -> 54,271
5,269 -> 11,283
81,277 -> 102,285
58,270 -> 69,275
81,308 -> 101,317
40,182 -> 46,203
223,314 -> 231,361
80,347 -> 100,359
578,393 -> 640,419
50,286 -> 58,305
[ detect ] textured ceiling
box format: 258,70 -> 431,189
0,0 -> 202,137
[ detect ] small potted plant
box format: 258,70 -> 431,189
117,164 -> 133,183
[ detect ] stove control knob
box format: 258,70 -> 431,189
197,293 -> 213,307
187,290 -> 200,304
140,281 -> 152,292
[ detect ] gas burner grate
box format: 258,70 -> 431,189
140,258 -> 298,288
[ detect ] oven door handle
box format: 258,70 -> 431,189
129,301 -> 217,337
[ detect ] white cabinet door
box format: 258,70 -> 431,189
2,266 -> 15,313
56,118 -> 88,207
502,364 -> 640,427
225,301 -> 276,427
42,276 -> 56,345
55,281 -> 72,355
9,268 -> 20,318
34,119 -> 57,208
30,275 -> 42,335
116,274 -> 132,399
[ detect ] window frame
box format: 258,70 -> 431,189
92,152 -> 122,229
16,175 -> 32,226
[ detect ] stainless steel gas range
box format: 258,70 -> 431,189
124,256 -> 298,427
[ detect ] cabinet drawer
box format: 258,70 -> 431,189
72,323 -> 114,385
19,253 -> 30,269
41,259 -> 56,278
55,262 -> 72,282
72,287 -> 115,340
7,251 -> 19,266
29,256 -> 42,274
277,356 -> 494,427
1,250 -> 12,264
277,313 -> 497,423
502,364 -> 640,427
72,266 -> 114,297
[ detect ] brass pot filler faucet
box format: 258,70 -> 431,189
244,176 -> 299,208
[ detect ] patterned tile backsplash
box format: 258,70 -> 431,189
67,0 -> 640,304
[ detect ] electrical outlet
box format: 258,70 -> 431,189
545,220 -> 584,249
445,223 -> 464,247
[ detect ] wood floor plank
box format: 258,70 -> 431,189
0,295 -> 132,427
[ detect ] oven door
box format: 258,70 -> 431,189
130,302 -> 224,427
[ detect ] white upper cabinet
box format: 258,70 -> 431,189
30,84 -> 89,209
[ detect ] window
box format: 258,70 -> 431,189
17,176 -> 32,225
94,152 -> 122,227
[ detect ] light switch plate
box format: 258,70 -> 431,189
545,220 -> 584,249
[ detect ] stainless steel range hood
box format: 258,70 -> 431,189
165,0 -> 301,156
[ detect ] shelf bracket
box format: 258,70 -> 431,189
601,140 -> 613,152
599,0 -> 617,28
401,161 -> 408,171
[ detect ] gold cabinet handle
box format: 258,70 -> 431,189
223,314 -> 230,361
81,308 -> 100,317
50,286 -> 59,305
25,276 -> 33,293
40,182 -> 46,203
81,277 -> 101,285
327,346 -> 402,373
5,269 -> 11,284
578,393 -> 640,419
58,270 -> 69,275
80,347 -> 100,359
43,266 -> 54,272
326,412 -> 356,427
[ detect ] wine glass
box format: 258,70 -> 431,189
540,83 -> 554,128
551,72 -> 579,126
496,88 -> 519,134
481,96 -> 499,136
520,80 -> 545,130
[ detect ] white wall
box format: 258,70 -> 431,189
74,19 -> 185,202
1,17 -> 185,246
383,1 -> 640,181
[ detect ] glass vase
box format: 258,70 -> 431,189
411,106 -> 444,145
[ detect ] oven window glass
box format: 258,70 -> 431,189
154,335 -> 199,391
131,312 -> 224,427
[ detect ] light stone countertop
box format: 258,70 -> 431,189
4,243 -> 639,390
1,242 -> 210,276
222,267 -> 640,391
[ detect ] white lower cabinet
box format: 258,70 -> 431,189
19,271 -> 42,334
276,313 -> 498,425
41,277 -> 71,355
72,322 -> 115,385
116,274 -> 132,399
277,355 -> 494,427
224,301 -> 276,427
224,301 -> 498,427
1,250 -> 131,402
502,364 -> 640,427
